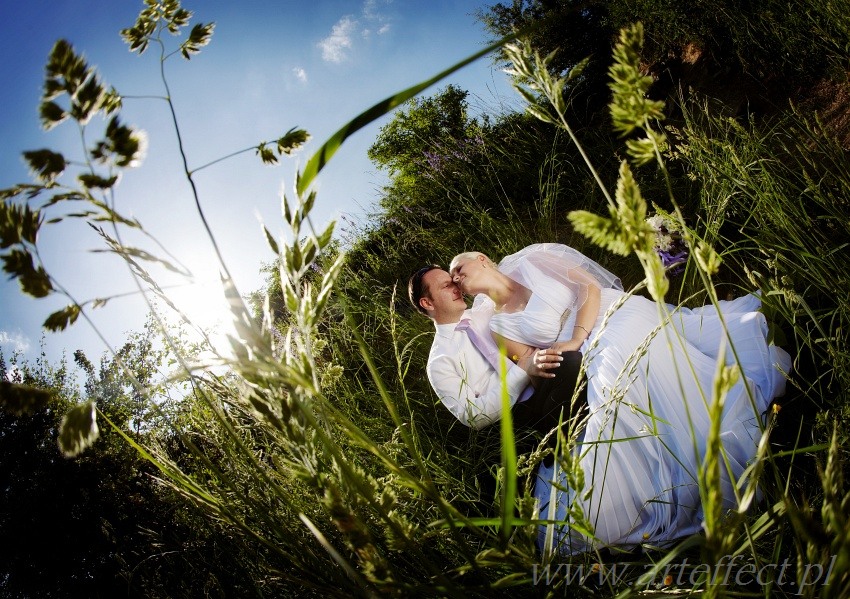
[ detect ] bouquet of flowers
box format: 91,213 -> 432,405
647,211 -> 688,275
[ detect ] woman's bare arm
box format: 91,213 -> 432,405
492,332 -> 558,383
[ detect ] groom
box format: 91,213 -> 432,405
408,265 -> 586,443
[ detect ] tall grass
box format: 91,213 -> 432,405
676,106 -> 850,413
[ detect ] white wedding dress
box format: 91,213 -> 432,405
488,245 -> 791,554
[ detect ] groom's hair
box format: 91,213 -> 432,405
408,264 -> 441,316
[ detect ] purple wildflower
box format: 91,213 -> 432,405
648,213 -> 688,276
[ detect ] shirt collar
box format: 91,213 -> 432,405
434,309 -> 473,338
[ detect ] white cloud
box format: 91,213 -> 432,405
362,0 -> 392,21
363,0 -> 392,34
362,0 -> 379,19
318,1 -> 392,62
292,66 -> 308,83
318,16 -> 357,63
0,330 -> 31,354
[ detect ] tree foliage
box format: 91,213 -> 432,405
0,345 -> 153,598
368,84 -> 477,180
480,0 -> 850,116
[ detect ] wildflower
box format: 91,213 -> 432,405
655,233 -> 674,251
658,247 -> 689,272
422,150 -> 445,173
647,212 -> 688,275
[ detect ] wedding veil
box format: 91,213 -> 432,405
496,243 -> 622,316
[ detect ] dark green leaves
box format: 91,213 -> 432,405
90,116 -> 147,168
263,225 -> 279,255
0,381 -> 53,416
101,87 -> 123,114
23,149 -> 66,183
0,196 -> 50,299
42,39 -> 109,128
78,173 -> 119,190
162,1 -> 192,33
58,400 -> 100,457
1,199 -> 42,248
39,101 -> 68,130
71,73 -> 105,123
44,40 -> 87,100
568,161 -> 654,257
257,128 -> 311,165
181,22 -> 215,59
276,128 -> 310,155
43,304 -> 82,332
2,248 -> 52,298
257,145 -> 277,165
121,16 -> 156,54
608,23 -> 667,165
122,0 -> 213,61
7,33 -> 146,316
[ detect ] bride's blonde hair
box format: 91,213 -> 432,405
449,251 -> 493,272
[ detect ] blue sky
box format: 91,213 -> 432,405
0,0 -> 519,365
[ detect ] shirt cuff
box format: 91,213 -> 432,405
505,363 -> 531,401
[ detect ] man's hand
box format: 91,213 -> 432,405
550,338 -> 584,353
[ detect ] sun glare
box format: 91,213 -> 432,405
165,273 -> 238,359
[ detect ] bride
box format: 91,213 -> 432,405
449,243 -> 791,554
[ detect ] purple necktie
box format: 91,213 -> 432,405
456,317 -> 533,402
455,318 -> 500,371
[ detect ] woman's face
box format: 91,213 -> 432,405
450,254 -> 487,295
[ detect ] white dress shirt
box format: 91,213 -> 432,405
426,305 -> 531,429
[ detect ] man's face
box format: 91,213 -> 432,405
420,268 -> 465,321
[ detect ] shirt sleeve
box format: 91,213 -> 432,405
427,352 -> 530,429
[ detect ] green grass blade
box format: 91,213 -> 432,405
298,513 -> 378,597
499,354 -> 518,544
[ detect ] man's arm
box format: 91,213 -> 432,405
427,353 -> 530,430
